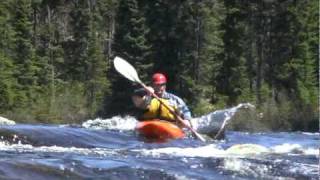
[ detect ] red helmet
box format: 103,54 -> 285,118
152,73 -> 167,84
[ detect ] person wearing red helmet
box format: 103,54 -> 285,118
132,73 -> 192,126
151,73 -> 167,97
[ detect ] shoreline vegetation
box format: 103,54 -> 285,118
0,0 -> 318,132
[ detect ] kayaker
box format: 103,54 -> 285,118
131,73 -> 192,127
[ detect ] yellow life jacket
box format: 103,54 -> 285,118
141,98 -> 178,122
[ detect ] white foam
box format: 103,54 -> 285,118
137,144 -> 223,158
0,140 -> 117,156
81,103 -> 255,134
82,116 -> 137,131
272,143 -> 302,153
287,162 -> 319,177
137,142 -> 318,159
222,158 -> 273,179
137,143 -> 269,158
270,143 -> 318,156
301,132 -> 320,136
303,148 -> 319,155
192,103 -> 255,134
0,116 -> 15,125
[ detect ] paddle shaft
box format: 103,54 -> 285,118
139,83 -> 206,142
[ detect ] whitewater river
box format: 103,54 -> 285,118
0,105 -> 318,180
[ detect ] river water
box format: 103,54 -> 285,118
0,105 -> 318,180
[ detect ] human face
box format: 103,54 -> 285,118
153,83 -> 166,97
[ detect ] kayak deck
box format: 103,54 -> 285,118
136,120 -> 185,142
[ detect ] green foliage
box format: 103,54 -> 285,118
0,0 -> 317,131
0,1 -> 16,111
64,1 -> 91,81
216,1 -> 248,106
6,82 -> 88,124
228,108 -> 268,132
0,0 -> 116,123
0,53 -> 15,110
259,94 -> 294,131
9,0 -> 40,108
292,0 -> 318,107
85,10 -> 110,118
192,98 -> 215,117
107,0 -> 152,115
114,0 -> 152,75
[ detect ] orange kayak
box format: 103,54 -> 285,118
136,120 -> 185,142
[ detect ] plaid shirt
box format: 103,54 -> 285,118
161,91 -> 192,120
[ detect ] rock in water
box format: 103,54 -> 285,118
226,144 -> 269,155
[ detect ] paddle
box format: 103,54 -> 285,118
114,56 -> 206,142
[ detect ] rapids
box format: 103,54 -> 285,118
0,104 -> 318,179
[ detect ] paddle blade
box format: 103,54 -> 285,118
113,56 -> 141,83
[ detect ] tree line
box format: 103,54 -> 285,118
0,0 -> 318,131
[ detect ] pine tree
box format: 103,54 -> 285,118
64,0 -> 91,81
293,0 -> 318,105
10,0 -> 38,107
113,0 -> 152,77
196,0 -> 225,108
143,0 -> 181,89
143,0 -> 226,112
143,0 -> 199,106
287,0 -> 318,130
241,0 -> 273,105
107,0 -> 152,115
34,0 -> 66,113
0,1 -> 15,110
85,0 -> 110,117
263,0 -> 314,102
216,0 -> 248,106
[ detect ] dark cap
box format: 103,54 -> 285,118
132,88 -> 147,97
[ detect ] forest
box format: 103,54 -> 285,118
0,0 -> 318,131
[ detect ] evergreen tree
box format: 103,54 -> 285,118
143,0 -> 201,106
143,0 -> 181,90
263,0 -> 315,103
0,1 -> 16,110
35,0 -> 65,113
0,0 -> 317,129
64,0 -> 91,81
173,0 -> 205,104
113,0 -> 152,78
216,0 -> 248,106
0,53 -> 15,111
85,0 -> 110,117
107,0 -> 152,115
96,0 -> 118,60
10,0 -> 39,107
293,0 -> 318,105
242,0 -> 273,105
196,0 -> 225,109
286,0 -> 318,130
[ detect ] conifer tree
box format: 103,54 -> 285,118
285,0 -> 318,130
143,0 -> 199,103
143,0 -> 180,89
113,0 -> 152,79
107,0 -> 152,115
195,0 -> 225,109
216,0 -> 248,105
10,0 -> 38,107
85,0 -> 110,117
293,0 -> 318,105
0,1 -> 15,110
64,0 -> 91,81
